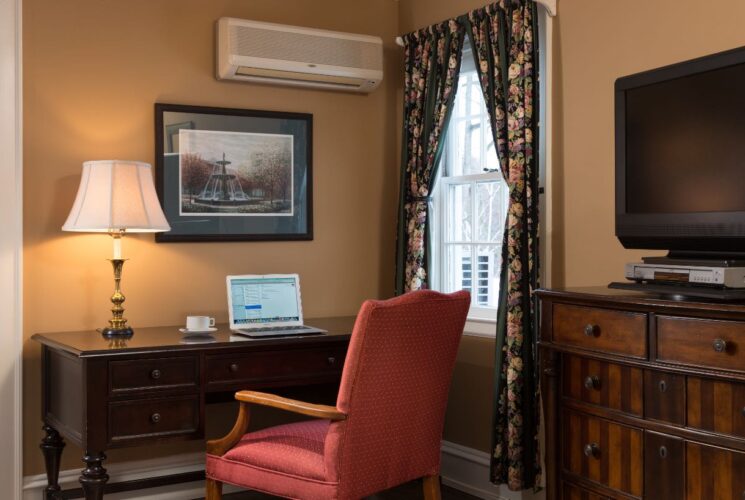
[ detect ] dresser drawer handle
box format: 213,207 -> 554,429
659,380 -> 667,393
583,443 -> 600,458
659,446 -> 668,459
583,324 -> 598,337
150,369 -> 161,380
327,357 -> 336,365
229,363 -> 239,373
713,338 -> 728,353
150,413 -> 161,424
584,376 -> 600,390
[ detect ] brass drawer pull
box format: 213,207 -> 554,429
584,376 -> 600,390
713,338 -> 728,353
659,446 -> 668,459
150,369 -> 161,380
229,363 -> 239,373
150,413 -> 161,424
659,380 -> 667,393
584,324 -> 599,337
583,442 -> 600,458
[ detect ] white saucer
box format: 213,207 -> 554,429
179,327 -> 217,335
180,336 -> 217,344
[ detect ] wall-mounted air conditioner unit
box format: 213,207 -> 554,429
217,17 -> 383,93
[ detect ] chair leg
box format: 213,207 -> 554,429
422,474 -> 441,500
206,477 -> 223,500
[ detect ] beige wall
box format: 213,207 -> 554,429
23,0 -> 400,475
553,0 -> 745,287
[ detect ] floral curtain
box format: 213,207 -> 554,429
466,0 -> 541,491
394,20 -> 465,294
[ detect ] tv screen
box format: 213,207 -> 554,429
616,46 -> 745,257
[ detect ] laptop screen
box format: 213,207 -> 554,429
229,276 -> 301,326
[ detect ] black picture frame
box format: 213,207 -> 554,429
155,103 -> 313,242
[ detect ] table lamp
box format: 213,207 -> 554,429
62,160 -> 171,337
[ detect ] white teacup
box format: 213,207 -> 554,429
186,316 -> 215,331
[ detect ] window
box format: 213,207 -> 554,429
432,38 -> 510,321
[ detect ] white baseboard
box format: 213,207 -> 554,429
440,440 -> 545,500
23,442 -> 545,500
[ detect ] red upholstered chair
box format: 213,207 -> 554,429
205,289 -> 471,500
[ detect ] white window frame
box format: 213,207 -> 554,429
431,5 -> 551,337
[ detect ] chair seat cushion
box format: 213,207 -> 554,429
224,419 -> 330,480
207,419 -> 340,500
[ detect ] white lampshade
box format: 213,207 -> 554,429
62,160 -> 171,233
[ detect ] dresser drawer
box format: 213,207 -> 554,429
644,370 -> 685,426
562,409 -> 643,497
206,347 -> 345,389
553,304 -> 647,359
108,395 -> 200,445
657,316 -> 745,373
109,356 -> 198,395
644,432 -> 684,500
686,442 -> 745,499
688,377 -> 745,440
562,355 -> 643,417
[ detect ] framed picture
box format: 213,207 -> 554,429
154,103 -> 313,242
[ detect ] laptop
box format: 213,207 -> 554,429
227,274 -> 326,338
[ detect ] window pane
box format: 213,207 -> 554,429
476,245 -> 501,307
476,181 -> 509,242
445,244 -> 475,296
447,184 -> 472,242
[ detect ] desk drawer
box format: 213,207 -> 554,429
687,377 -> 745,440
108,395 -> 199,445
562,355 -> 643,417
553,304 -> 647,359
562,409 -> 643,497
109,356 -> 198,395
657,316 -> 745,373
206,347 -> 345,389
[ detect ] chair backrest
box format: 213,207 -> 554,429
324,290 -> 470,498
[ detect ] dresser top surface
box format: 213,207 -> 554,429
537,286 -> 745,315
32,316 -> 356,358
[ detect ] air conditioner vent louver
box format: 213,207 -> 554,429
217,18 -> 384,93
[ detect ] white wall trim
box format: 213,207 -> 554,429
23,442 -> 545,500
0,0 -> 24,497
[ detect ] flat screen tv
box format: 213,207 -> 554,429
615,46 -> 745,260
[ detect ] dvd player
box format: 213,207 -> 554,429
625,262 -> 745,289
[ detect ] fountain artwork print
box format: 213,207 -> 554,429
178,129 -> 293,216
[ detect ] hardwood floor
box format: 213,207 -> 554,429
196,480 -> 479,499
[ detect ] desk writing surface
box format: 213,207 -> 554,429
32,316 -> 356,357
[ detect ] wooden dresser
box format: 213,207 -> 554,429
538,287 -> 745,500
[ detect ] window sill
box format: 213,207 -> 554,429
463,318 -> 496,338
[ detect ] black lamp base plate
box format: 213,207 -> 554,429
100,326 -> 134,338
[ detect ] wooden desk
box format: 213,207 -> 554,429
32,317 -> 354,500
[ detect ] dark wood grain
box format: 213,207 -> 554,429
552,303 -> 647,359
688,377 -> 745,440
562,409 -> 643,497
657,315 -> 745,373
562,354 -> 643,417
108,395 -> 200,446
561,481 -> 612,500
686,442 -> 745,499
644,370 -> 685,425
644,431 -> 684,500
109,356 -> 199,395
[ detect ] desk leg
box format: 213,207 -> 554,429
40,425 -> 65,499
79,451 -> 108,500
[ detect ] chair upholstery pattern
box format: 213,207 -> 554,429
207,289 -> 470,499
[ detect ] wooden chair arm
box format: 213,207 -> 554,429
235,390 -> 347,421
206,402 -> 251,456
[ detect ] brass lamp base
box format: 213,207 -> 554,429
101,258 -> 135,338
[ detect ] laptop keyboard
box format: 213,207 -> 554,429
246,325 -> 313,333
